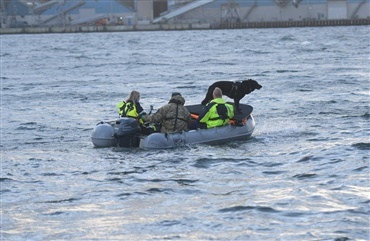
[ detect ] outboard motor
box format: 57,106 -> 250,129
114,117 -> 140,147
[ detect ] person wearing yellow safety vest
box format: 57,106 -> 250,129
197,87 -> 234,129
116,90 -> 144,122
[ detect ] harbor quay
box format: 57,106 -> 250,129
1,18 -> 369,34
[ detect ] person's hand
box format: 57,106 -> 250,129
138,112 -> 147,119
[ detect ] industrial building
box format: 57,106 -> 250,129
1,0 -> 369,28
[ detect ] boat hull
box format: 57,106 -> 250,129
91,115 -> 255,149
139,115 -> 255,149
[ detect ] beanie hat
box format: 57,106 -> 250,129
171,92 -> 182,97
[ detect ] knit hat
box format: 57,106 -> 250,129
171,92 -> 182,97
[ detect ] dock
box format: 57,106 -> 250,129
1,18 -> 369,34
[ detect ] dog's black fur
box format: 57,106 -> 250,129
201,79 -> 262,111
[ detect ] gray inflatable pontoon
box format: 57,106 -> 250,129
139,115 -> 255,149
91,104 -> 255,149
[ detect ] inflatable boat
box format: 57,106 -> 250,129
91,104 -> 255,149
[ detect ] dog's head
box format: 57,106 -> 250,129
242,79 -> 262,93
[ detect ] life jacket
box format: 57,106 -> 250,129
199,98 -> 234,128
116,100 -> 138,118
117,100 -> 145,125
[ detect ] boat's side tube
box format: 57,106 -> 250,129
139,133 -> 176,149
91,123 -> 116,147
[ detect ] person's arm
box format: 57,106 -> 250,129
186,110 -> 192,124
143,105 -> 166,123
197,103 -> 214,123
116,101 -> 125,116
226,103 -> 234,119
136,102 -> 144,114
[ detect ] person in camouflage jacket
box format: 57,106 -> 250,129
142,93 -> 191,133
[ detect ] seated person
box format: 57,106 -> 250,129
197,87 -> 234,129
141,92 -> 191,133
117,90 -> 154,134
116,90 -> 144,119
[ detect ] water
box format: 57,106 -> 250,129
1,26 -> 369,240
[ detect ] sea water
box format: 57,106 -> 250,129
1,26 -> 369,240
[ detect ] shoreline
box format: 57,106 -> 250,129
1,18 -> 369,34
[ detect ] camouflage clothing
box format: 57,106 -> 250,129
142,95 -> 191,133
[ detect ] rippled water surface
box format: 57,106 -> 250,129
1,26 -> 369,240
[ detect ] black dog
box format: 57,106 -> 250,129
201,79 -> 262,112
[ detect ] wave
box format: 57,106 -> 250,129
352,142 -> 370,150
219,205 -> 279,213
